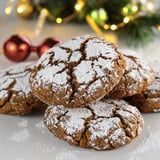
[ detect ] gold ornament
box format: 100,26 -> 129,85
16,0 -> 34,18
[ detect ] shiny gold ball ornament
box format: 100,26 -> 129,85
16,0 -> 34,18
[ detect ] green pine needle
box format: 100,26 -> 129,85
118,11 -> 160,47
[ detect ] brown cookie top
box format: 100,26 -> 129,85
0,62 -> 45,115
126,71 -> 160,112
106,49 -> 155,99
144,72 -> 160,97
44,99 -> 144,150
30,35 -> 125,108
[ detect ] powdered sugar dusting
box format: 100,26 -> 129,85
123,55 -> 142,86
36,63 -> 68,85
36,142 -> 56,153
146,73 -> 160,95
105,99 -> 143,116
88,99 -> 144,148
89,117 -> 121,140
6,61 -> 34,73
10,129 -> 31,142
124,49 -> 154,84
125,56 -> 137,69
35,120 -> 46,134
0,79 -> 14,90
120,49 -> 141,57
45,99 -> 144,150
138,58 -> 154,84
153,108 -> 160,112
69,51 -> 81,62
45,105 -> 66,127
31,35 -> 124,107
60,107 -> 92,135
17,119 -> 28,128
87,79 -> 102,93
89,101 -> 114,117
52,47 -> 69,61
108,48 -> 154,98
61,35 -> 91,51
85,39 -> 116,59
0,90 -> 8,99
74,38 -> 118,84
0,62 -> 34,100
110,128 -> 127,145
124,50 -> 153,83
128,69 -> 142,82
148,97 -> 160,102
13,74 -> 30,95
74,61 -> 95,83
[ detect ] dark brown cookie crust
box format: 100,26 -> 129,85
44,99 -> 144,150
0,62 -> 45,115
30,35 -> 126,108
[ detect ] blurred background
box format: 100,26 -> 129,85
0,0 -> 160,63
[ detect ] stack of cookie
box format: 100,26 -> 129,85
0,35 -> 158,150
29,35 -> 151,150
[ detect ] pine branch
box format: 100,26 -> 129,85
118,10 -> 160,47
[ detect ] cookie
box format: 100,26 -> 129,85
0,62 -> 45,115
106,49 -> 155,99
44,99 -> 144,150
126,71 -> 160,112
30,35 -> 126,108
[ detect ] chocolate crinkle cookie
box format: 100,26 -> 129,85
29,35 -> 126,108
44,99 -> 144,150
0,62 -> 46,115
126,71 -> 160,112
106,49 -> 155,99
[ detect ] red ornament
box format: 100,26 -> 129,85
37,38 -> 60,57
3,35 -> 30,62
3,35 -> 60,62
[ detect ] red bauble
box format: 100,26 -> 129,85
3,35 -> 60,62
3,35 -> 30,62
36,38 -> 60,57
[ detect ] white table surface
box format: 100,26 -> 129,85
0,17 -> 160,160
